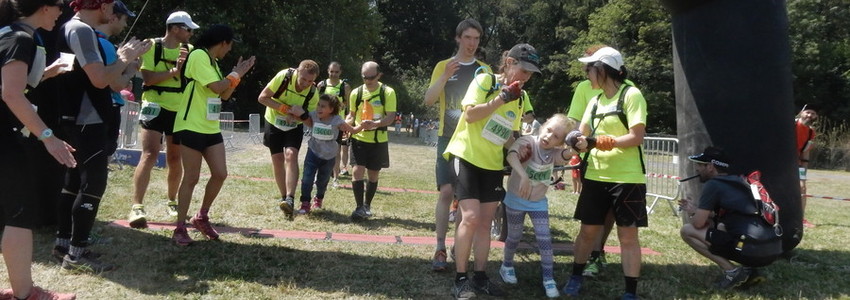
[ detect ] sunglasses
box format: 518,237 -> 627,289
179,25 -> 193,33
583,64 -> 596,74
362,73 -> 379,80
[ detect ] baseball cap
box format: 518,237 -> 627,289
688,146 -> 731,168
166,11 -> 200,29
578,46 -> 624,71
508,43 -> 541,73
113,1 -> 135,18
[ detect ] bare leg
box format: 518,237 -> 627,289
2,226 -> 33,298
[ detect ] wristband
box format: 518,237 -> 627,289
278,104 -> 290,114
507,149 -> 519,156
227,71 -> 241,80
226,73 -> 240,88
299,111 -> 309,121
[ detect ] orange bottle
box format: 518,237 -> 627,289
360,100 -> 374,121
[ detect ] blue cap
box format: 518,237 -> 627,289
113,1 -> 136,18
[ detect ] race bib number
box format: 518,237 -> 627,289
312,123 -> 335,141
140,101 -> 161,121
482,114 -> 513,145
525,161 -> 554,185
274,115 -> 298,131
206,98 -> 222,120
798,167 -> 807,180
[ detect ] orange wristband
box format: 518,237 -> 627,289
226,74 -> 240,88
278,104 -> 290,114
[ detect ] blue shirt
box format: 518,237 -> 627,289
95,30 -> 124,106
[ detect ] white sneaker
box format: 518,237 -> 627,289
499,264 -> 517,284
543,279 -> 559,298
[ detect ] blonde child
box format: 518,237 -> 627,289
297,94 -> 366,214
499,114 -> 587,298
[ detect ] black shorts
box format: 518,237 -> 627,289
140,108 -> 178,135
350,139 -> 389,171
263,123 -> 304,155
435,136 -> 453,189
0,134 -> 38,229
706,228 -> 736,259
449,156 -> 504,203
574,179 -> 648,227
173,130 -> 223,152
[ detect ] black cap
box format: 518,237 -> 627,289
113,0 -> 135,18
688,146 -> 730,168
508,43 -> 541,73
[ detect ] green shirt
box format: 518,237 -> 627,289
262,69 -> 320,131
581,84 -> 647,183
173,49 -> 223,134
139,39 -> 193,111
444,74 -> 523,171
349,83 -> 397,143
568,79 -> 636,122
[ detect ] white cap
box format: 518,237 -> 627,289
578,46 -> 623,70
166,11 -> 200,29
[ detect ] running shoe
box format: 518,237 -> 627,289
172,227 -> 193,246
128,204 -> 148,229
298,202 -> 311,215
499,264 -> 517,284
51,246 -> 101,263
363,205 -> 373,218
279,196 -> 295,221
332,178 -> 340,189
562,275 -> 583,296
714,267 -> 750,289
166,200 -> 179,217
0,286 -> 76,300
190,214 -> 220,240
452,278 -> 475,300
350,207 -> 368,221
340,169 -> 349,176
62,253 -> 116,273
803,219 -> 816,228
543,279 -> 560,298
583,256 -> 604,278
621,292 -> 640,300
472,278 -> 506,297
311,197 -> 323,210
448,209 -> 457,223
741,267 -> 767,288
432,249 -> 448,272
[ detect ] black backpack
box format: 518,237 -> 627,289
579,85 -> 646,176
353,84 -> 389,142
142,38 -> 187,94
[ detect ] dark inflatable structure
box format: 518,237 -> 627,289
667,0 -> 802,251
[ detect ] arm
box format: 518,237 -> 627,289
108,59 -> 138,92
1,62 -> 76,167
301,113 -> 314,127
506,138 -> 533,199
689,208 -> 712,229
464,97 -> 507,123
339,122 -> 364,134
81,37 -> 150,88
424,60 -> 457,106
213,56 -> 255,99
612,123 -> 646,148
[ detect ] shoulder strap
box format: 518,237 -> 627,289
272,68 -> 295,99
153,38 -> 163,67
485,73 -> 498,98
303,84 -> 316,108
354,85 -> 364,110
317,79 -> 327,94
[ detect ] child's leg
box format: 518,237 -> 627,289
529,210 -> 555,281
300,150 -> 320,204
314,156 -> 335,199
503,206 -> 527,267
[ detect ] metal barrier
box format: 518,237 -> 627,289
220,112 -> 235,149
248,113 -> 262,144
119,101 -> 140,149
642,136 -> 681,216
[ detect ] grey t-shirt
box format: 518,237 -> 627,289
62,17 -> 104,125
308,112 -> 345,160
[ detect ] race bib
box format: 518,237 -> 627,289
526,160 -> 554,185
274,115 -> 298,131
140,101 -> 161,121
312,122 -> 335,141
482,114 -> 513,145
206,98 -> 221,120
798,167 -> 807,180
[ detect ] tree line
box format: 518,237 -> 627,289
118,0 -> 849,135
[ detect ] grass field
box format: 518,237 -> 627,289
3,131 -> 850,299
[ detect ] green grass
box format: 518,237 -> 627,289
4,132 -> 850,299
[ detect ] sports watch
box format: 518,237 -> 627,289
38,128 -> 53,141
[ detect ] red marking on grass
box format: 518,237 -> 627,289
109,220 -> 661,255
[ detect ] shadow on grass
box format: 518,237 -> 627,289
309,208 -> 438,232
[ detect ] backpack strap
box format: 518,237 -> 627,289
180,48 -> 217,121
153,37 -> 163,68
583,84 -> 646,175
144,38 -> 185,94
317,79 -> 327,95
272,68 -> 296,100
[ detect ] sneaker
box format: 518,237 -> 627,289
363,205 -> 373,218
350,207 -> 368,221
190,214 -> 220,240
583,256 -> 603,278
452,278 -> 475,300
1,286 -> 76,300
562,275 -> 583,296
51,246 -> 101,263
622,292 -> 640,300
166,200 -> 179,217
311,197 -> 323,210
298,202 -> 311,215
332,178 -> 340,189
543,279 -> 559,298
62,253 -> 116,273
803,219 -> 816,228
340,169 -> 349,176
741,267 -> 767,288
472,278 -> 506,297
448,209 -> 457,223
714,267 -> 750,289
499,264 -> 517,284
172,227 -> 193,246
432,249 -> 448,272
128,204 -> 148,229
279,197 -> 295,221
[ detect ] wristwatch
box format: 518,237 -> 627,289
38,128 -> 53,141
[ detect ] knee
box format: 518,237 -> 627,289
181,173 -> 201,187
460,212 -> 480,228
210,170 -> 228,183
